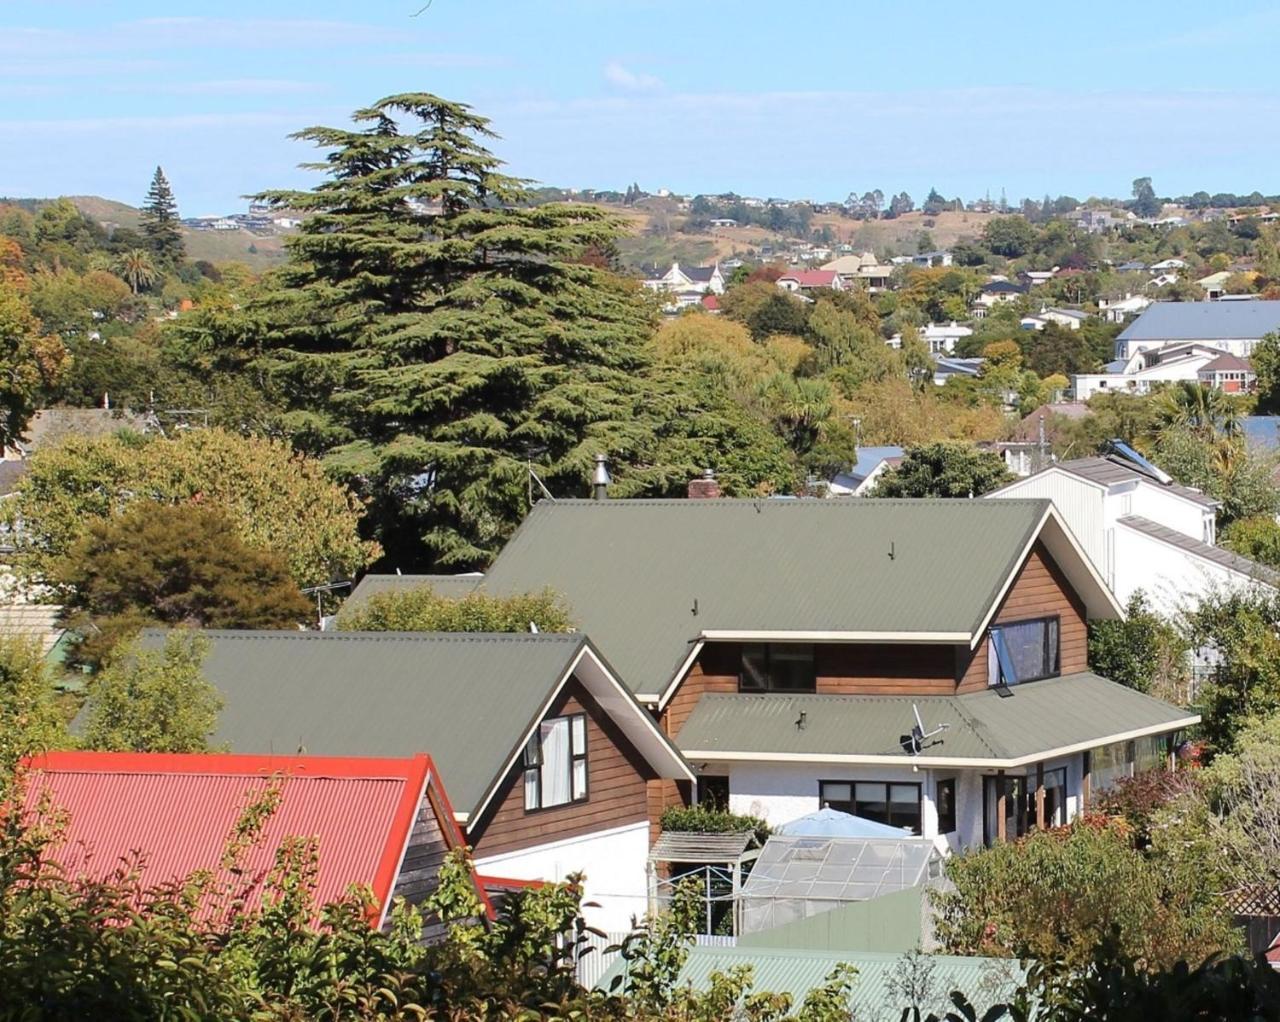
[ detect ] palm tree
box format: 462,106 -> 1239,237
1154,381 -> 1239,440
115,249 -> 158,295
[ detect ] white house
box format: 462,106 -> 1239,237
1113,300 -> 1280,360
987,447 -> 1275,618
1150,258 -> 1188,271
1021,307 -> 1088,331
643,261 -> 727,296
1097,293 -> 1152,323
1071,342 -> 1240,400
822,252 -> 894,292
887,322 -> 974,354
827,446 -> 904,496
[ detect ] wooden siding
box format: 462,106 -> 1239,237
956,542 -> 1088,693
468,678 -> 657,859
815,644 -> 956,696
389,784 -> 454,938
664,645 -> 739,736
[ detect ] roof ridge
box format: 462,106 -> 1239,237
149,629 -> 581,644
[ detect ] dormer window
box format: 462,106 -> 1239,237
988,617 -> 1059,688
740,644 -> 816,693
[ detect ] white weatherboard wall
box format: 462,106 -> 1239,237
475,821 -> 650,931
989,471 -> 1107,581
1113,522 -> 1262,616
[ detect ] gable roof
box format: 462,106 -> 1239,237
676,673 -> 1198,767
1117,516 -> 1280,587
1051,455 -> 1219,508
1117,300 -> 1280,342
155,631 -> 690,823
22,751 -> 453,927
1008,402 -> 1090,442
778,270 -> 839,287
1199,352 -> 1253,373
683,264 -> 718,283
980,280 -> 1026,294
481,499 -> 1120,701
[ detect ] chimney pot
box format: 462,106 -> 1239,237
687,469 -> 721,500
592,454 -> 611,501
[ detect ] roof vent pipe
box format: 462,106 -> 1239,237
592,453 -> 611,501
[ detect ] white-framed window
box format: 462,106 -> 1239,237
523,713 -> 588,811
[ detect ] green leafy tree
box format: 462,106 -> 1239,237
871,442 -> 1012,497
0,284 -> 68,448
139,166 -> 185,263
982,216 -> 1037,258
237,92 -> 663,569
82,631 -> 222,753
1220,514 -> 1280,570
0,637 -> 65,781
9,428 -> 378,593
1251,331 -> 1280,413
934,818 -> 1238,970
51,500 -> 312,668
1184,587 -> 1280,754
1087,592 -> 1189,700
339,585 -> 572,632
1131,176 -> 1162,219
1152,425 -> 1278,526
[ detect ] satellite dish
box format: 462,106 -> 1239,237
901,703 -> 950,755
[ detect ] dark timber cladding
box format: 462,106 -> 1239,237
468,679 -> 658,858
661,541 -> 1086,737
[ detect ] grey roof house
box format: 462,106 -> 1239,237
1115,300 -> 1280,360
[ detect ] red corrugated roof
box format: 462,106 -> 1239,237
701,294 -> 720,311
21,751 -> 444,925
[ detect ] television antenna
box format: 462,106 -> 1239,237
901,703 -> 950,755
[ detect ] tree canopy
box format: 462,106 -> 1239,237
870,441 -> 1012,497
338,585 -> 573,633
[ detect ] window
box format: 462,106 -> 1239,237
523,713 -> 587,811
988,617 -> 1059,687
819,780 -> 922,834
740,644 -> 816,693
697,775 -> 730,811
936,777 -> 957,834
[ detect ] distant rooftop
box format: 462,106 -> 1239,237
1117,300 -> 1280,342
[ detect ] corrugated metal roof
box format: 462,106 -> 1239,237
1117,300 -> 1280,342
138,631 -> 587,819
1118,516 -> 1280,586
342,573 -> 482,616
1054,456 -> 1219,508
600,945 -> 1023,1015
650,830 -> 759,863
677,673 -> 1197,764
23,751 -> 432,922
0,603 -> 66,656
481,499 -> 1051,696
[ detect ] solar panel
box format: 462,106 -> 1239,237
1107,439 -> 1173,485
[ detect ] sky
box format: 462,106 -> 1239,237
2,1 -> 1280,214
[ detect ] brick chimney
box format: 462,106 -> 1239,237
687,468 -> 721,499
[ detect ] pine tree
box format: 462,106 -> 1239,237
249,93 -> 658,568
139,166 -> 184,263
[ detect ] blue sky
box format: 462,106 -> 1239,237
2,1 -> 1279,214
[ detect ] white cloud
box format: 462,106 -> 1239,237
603,60 -> 662,92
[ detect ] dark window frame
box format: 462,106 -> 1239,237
818,779 -> 923,834
935,777 -> 957,834
989,614 -> 1061,687
739,643 -> 817,693
522,712 -> 589,813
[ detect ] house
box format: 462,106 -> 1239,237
156,631 -> 694,930
709,218 -> 738,228
994,401 -> 1091,477
1115,260 -> 1148,273
1147,272 -> 1180,290
1196,352 -> 1256,393
1113,300 -> 1280,360
459,497 -> 1196,851
917,322 -> 973,354
1197,271 -> 1232,300
932,355 -> 985,386
1097,293 -> 1152,323
891,251 -> 953,269
1019,268 -> 1058,288
700,294 -> 721,314
1071,342 -> 1243,400
972,280 -> 1026,317
1150,258 -> 1188,271
822,253 -> 894,292
987,446 -> 1276,617
21,751 -> 480,931
1020,308 -> 1087,331
776,270 -> 844,293
828,447 -> 904,496
642,261 -> 726,297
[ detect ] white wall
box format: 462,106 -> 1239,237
988,472 -> 1107,581
1113,523 -> 1264,618
1127,485 -> 1213,543
474,821 -> 650,931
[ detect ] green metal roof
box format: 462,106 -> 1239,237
599,945 -> 1024,1016
140,630 -> 587,819
480,498 -> 1054,696
341,574 -> 482,617
677,673 -> 1199,766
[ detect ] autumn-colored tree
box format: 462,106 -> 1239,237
0,283 -> 69,447
52,500 -> 312,668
